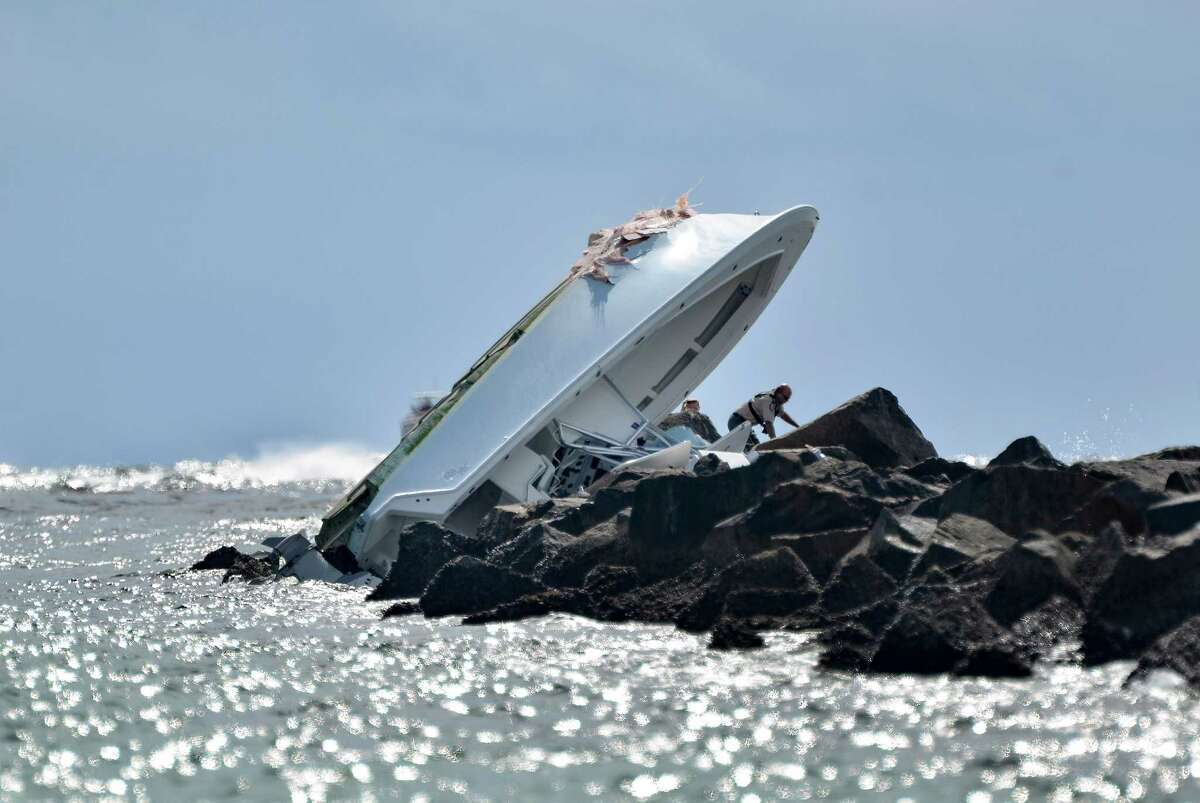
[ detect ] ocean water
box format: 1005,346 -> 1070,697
2,452 -> 1198,802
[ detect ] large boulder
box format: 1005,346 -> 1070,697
1058,479 -> 1167,537
756,387 -> 937,469
593,562 -> 714,623
862,510 -> 935,581
1083,529 -> 1200,663
675,548 -> 820,632
869,584 -> 1031,677
725,480 -> 883,539
821,549 -> 898,614
984,533 -> 1082,625
419,557 -> 545,617
769,529 -> 868,584
901,457 -> 979,486
1145,493 -> 1200,536
473,503 -> 541,552
368,522 -> 472,601
936,465 -> 1108,536
1128,617 -> 1200,687
1166,471 -> 1199,494
909,514 -> 1015,578
709,618 -> 766,650
1008,595 -> 1086,662
485,522 -> 576,576
461,589 -> 592,625
1073,523 -> 1128,600
190,546 -> 244,571
1076,449 -> 1200,496
536,523 -> 633,589
789,456 -> 941,509
626,451 -> 814,561
988,436 -> 1064,470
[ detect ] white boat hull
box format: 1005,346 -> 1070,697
319,205 -> 819,576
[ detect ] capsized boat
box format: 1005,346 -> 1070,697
317,201 -> 819,576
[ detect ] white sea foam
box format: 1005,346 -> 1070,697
952,453 -> 992,468
0,442 -> 383,493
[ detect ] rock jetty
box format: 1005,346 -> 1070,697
194,387 -> 1200,685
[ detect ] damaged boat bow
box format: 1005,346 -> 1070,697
317,201 -> 820,577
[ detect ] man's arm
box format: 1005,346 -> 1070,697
763,421 -> 777,438
778,410 -> 799,428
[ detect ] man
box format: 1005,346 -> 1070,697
681,398 -> 701,414
728,384 -> 799,447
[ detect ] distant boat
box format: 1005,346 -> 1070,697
317,203 -> 820,576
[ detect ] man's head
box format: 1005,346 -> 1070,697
682,399 -> 700,413
773,384 -> 792,404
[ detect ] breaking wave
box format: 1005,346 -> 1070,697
0,443 -> 383,494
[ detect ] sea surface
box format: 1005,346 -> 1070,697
2,452 -> 1198,802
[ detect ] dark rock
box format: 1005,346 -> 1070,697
1128,617 -> 1200,687
462,589 -> 591,624
956,646 -> 1034,678
789,457 -> 940,509
870,586 -> 1029,677
381,601 -> 421,618
757,387 -> 937,469
593,562 -> 713,623
731,480 -> 884,538
910,494 -> 943,519
486,523 -> 575,576
727,546 -> 819,589
909,514 -> 1015,578
870,608 -> 964,674
709,618 -> 766,650
770,529 -> 867,584
862,510 -> 934,581
470,494 -> 597,552
537,524 -> 631,589
368,522 -> 469,601
658,410 -> 722,444
419,557 -> 545,618
821,550 -> 898,614
1150,446 -> 1200,461
472,504 -> 535,547
1009,595 -> 1085,661
1083,529 -> 1200,663
626,450 -> 815,562
723,587 -> 820,620
902,457 -> 978,485
937,465 -> 1108,536
1074,523 -> 1129,600
321,545 -> 361,575
1145,493 -> 1200,536
221,553 -> 276,583
1166,471 -> 1198,494
819,603 -> 896,671
1076,451 -> 1200,496
1059,479 -> 1166,537
692,453 -> 728,477
988,436 -> 1065,470
582,564 -> 641,597
675,548 -> 820,632
984,534 -> 1082,625
190,546 -> 243,572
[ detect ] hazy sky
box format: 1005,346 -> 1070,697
3,2 -> 1198,467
